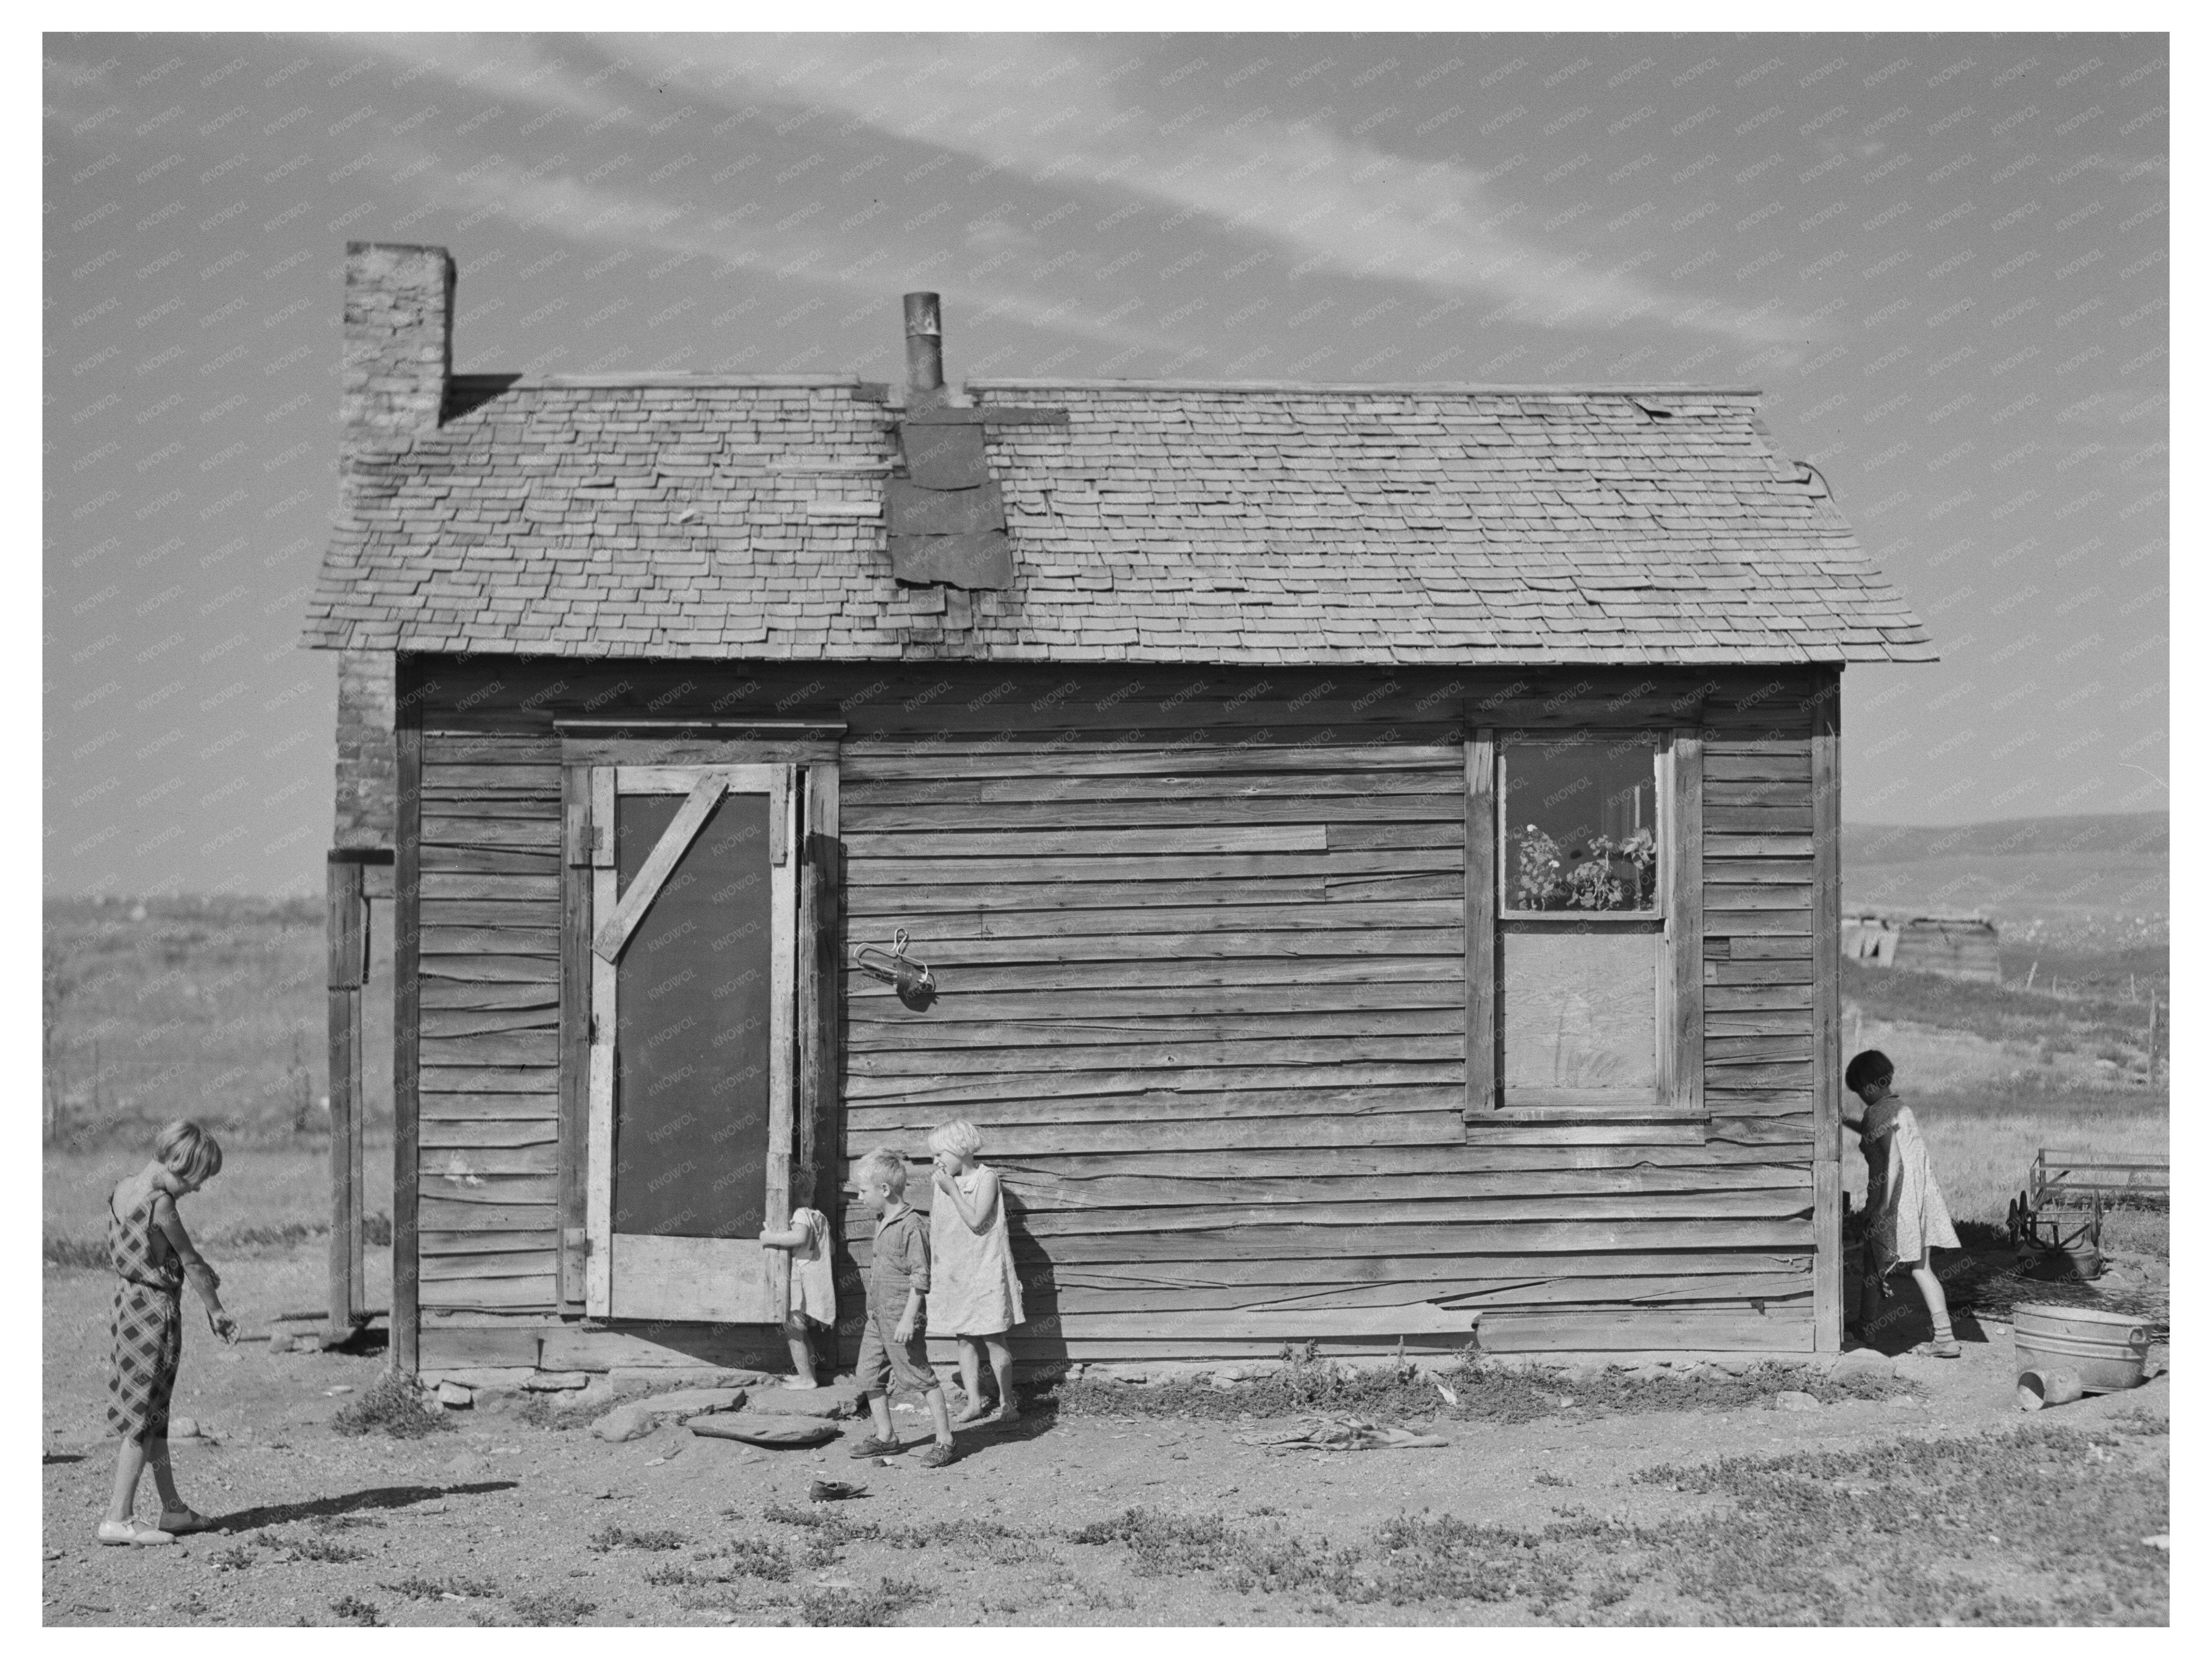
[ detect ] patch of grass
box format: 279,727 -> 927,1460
379,1574 -> 501,1601
1041,1351 -> 1909,1425
275,1532 -> 369,1565
589,1523 -> 686,1553
508,1589 -> 598,1626
209,1545 -> 256,1572
328,1595 -> 384,1626
332,1371 -> 450,1440
1056,1419 -> 2166,1623
42,1233 -> 106,1270
515,1391 -> 588,1431
798,1576 -> 934,1627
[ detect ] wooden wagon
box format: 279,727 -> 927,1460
303,243 -> 1932,1379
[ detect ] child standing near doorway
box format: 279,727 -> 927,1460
844,1149 -> 957,1468
1843,1049 -> 1963,1357
926,1120 -> 1025,1425
757,1167 -> 836,1387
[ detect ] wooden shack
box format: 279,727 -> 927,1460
1842,910 -> 2002,982
304,242 -> 1933,1377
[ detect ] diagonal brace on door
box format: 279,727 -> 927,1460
591,774 -> 729,962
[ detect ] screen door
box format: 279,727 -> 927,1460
584,764 -> 796,1322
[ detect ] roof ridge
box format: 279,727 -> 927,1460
964,379 -> 1764,397
446,372 -> 876,391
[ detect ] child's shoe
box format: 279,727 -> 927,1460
158,1508 -> 217,1535
95,1520 -> 173,1546
915,1440 -> 957,1468
847,1434 -> 900,1460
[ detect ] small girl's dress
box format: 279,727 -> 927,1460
927,1164 -> 1025,1338
785,1207 -> 837,1328
106,1185 -> 184,1439
1860,1100 -> 1960,1275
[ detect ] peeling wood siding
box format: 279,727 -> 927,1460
400,659 -> 1837,1370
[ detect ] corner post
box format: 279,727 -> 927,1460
392,667 -> 424,1374
325,854 -> 368,1342
1810,671 -> 1844,1352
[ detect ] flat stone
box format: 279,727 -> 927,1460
1774,1391 -> 1823,1412
591,1407 -> 656,1444
608,1367 -> 776,1390
1834,1350 -> 1897,1380
435,1368 -> 537,1393
1714,1357 -> 1754,1376
435,1382 -> 473,1409
742,1384 -> 861,1420
523,1371 -> 593,1392
168,1417 -> 200,1439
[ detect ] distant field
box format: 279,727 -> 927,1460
42,895 -> 392,1152
1844,812 -> 2167,958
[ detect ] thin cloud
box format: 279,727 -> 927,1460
620,35 -> 1811,349
407,149 -> 1171,357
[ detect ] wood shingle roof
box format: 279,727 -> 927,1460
302,373 -> 1932,664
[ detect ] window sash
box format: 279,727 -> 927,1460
1466,726 -> 1704,1122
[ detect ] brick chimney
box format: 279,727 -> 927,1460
342,241 -> 455,441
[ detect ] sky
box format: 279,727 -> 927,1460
42,30 -> 2169,898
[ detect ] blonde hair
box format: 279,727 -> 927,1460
855,1147 -> 907,1197
155,1119 -> 224,1186
927,1119 -> 982,1160
788,1165 -> 817,1207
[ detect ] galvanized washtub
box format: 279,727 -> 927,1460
2012,1303 -> 2153,1394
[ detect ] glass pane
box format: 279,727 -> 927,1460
1502,736 -> 1659,912
1501,926 -> 1657,1097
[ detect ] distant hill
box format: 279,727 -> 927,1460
1845,814 -> 2166,868
1843,812 -> 2166,949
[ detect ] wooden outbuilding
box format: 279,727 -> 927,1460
1842,910 -> 2002,982
304,242 -> 1933,1377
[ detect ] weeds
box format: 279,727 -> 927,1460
589,1523 -> 685,1553
332,1371 -> 450,1440
272,1532 -> 369,1565
379,1574 -> 501,1601
1041,1352 -> 1909,1425
42,1233 -> 105,1270
1051,1419 -> 2166,1624
798,1576 -> 933,1626
508,1589 -> 598,1626
327,1595 -> 384,1627
208,1545 -> 255,1573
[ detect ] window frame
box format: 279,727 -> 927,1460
1465,724 -> 1706,1127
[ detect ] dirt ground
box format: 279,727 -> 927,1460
43,1243 -> 2169,1627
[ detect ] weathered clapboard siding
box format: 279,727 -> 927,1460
1697,723 -> 1824,1343
413,728 -> 565,1316
396,660 -> 1845,1362
840,736 -> 1475,1342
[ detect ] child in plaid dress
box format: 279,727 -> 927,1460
100,1120 -> 238,1546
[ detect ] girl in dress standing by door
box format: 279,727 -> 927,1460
1843,1049 -> 1963,1356
926,1120 -> 1025,1424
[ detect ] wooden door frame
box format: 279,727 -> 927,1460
584,763 -> 794,1321
554,729 -> 840,1320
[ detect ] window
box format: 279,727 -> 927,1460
1469,730 -> 1698,1115
1500,737 -> 1660,916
